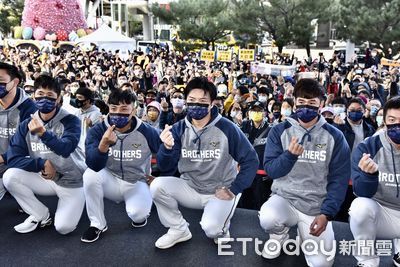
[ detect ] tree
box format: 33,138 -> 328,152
335,0 -> 400,54
0,0 -> 24,35
152,0 -> 233,49
232,0 -> 330,57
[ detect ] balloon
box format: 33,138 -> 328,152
14,26 -> 23,39
68,31 -> 78,41
22,27 -> 33,40
56,29 -> 68,41
45,32 -> 57,41
77,28 -> 86,37
33,27 -> 46,40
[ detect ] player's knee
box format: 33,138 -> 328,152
55,221 -> 75,235
2,168 -> 20,190
127,206 -> 150,223
83,169 -> 100,188
259,206 -> 280,232
149,178 -> 165,199
200,220 -> 222,238
349,197 -> 377,224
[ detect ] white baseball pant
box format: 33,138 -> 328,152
349,197 -> 400,267
150,176 -> 241,238
3,168 -> 85,234
83,168 -> 152,229
259,194 -> 335,267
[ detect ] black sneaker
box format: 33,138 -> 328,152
81,226 -> 108,243
393,252 -> 400,267
131,218 -> 147,228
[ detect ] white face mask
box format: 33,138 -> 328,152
234,95 -> 241,103
230,110 -> 238,119
333,106 -> 345,115
376,115 -> 383,126
281,108 -> 292,117
171,98 -> 185,109
258,95 -> 267,103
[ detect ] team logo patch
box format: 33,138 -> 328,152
132,143 -> 142,148
315,143 -> 326,149
210,141 -> 220,147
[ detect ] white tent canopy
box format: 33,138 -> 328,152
76,24 -> 135,52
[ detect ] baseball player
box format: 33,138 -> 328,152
81,89 -> 161,243
349,96 -> 400,267
150,77 -> 259,249
3,74 -> 86,234
0,62 -> 37,200
260,78 -> 351,266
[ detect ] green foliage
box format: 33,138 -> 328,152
336,0 -> 400,52
0,0 -> 24,35
152,0 -> 233,48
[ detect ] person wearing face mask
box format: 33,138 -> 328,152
321,107 -> 335,124
81,89 -> 161,243
23,80 -> 35,96
365,99 -> 382,130
238,101 -> 272,210
257,86 -> 270,104
269,101 -> 282,125
375,108 -> 385,133
3,74 -> 85,235
280,98 -> 294,122
349,96 -> 400,267
159,89 -> 186,130
331,97 -> 347,120
0,63 -> 37,202
333,97 -> 375,152
261,78 -> 351,266
212,96 -> 225,115
150,76 -> 258,249
145,89 -> 157,105
73,87 -> 102,157
145,101 -> 161,129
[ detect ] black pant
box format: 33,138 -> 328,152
238,175 -> 273,210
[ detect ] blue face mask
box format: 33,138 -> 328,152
109,113 -> 131,128
273,112 -> 281,119
370,106 -> 379,117
186,103 -> 210,120
35,97 -> 57,114
295,105 -> 319,123
348,111 -> 364,122
387,123 -> 400,144
0,82 -> 10,98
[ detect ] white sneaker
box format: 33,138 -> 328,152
155,228 -> 192,249
14,212 -> 52,234
261,228 -> 290,259
214,230 -> 230,244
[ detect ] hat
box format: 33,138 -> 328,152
249,101 -> 265,110
147,101 -> 161,113
358,95 -> 368,105
238,85 -> 249,96
24,80 -> 34,88
146,89 -> 157,96
321,107 -> 334,115
75,87 -> 94,100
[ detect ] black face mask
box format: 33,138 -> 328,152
325,118 -> 334,124
75,99 -> 87,108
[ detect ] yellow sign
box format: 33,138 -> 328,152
381,58 -> 400,67
239,49 -> 255,61
216,50 -> 232,62
200,50 -> 215,62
